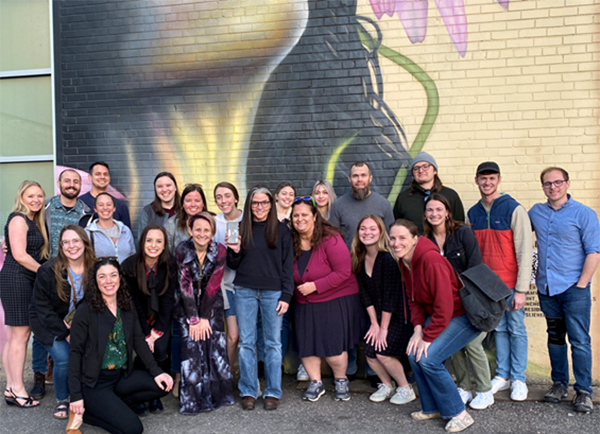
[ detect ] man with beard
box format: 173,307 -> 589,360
29,169 -> 93,401
330,161 -> 394,250
79,161 -> 132,229
393,152 -> 464,233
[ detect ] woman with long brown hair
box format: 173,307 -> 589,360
29,225 -> 95,418
165,183 -> 208,254
1,180 -> 49,409
351,215 -> 414,405
122,225 -> 177,415
139,172 -> 181,231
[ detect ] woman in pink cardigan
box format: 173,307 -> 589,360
289,197 -> 366,403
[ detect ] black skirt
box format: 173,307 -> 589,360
292,293 -> 367,358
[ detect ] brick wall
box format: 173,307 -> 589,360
56,0 -> 600,381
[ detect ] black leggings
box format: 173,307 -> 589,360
82,369 -> 167,434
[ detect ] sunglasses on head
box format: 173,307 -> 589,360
293,196 -> 316,207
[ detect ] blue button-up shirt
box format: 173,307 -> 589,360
529,195 -> 600,296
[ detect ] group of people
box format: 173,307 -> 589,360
0,153 -> 598,433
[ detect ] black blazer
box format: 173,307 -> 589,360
29,259 -> 72,347
121,254 -> 177,337
68,301 -> 163,401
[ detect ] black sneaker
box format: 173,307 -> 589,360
303,380 -> 325,402
30,372 -> 46,400
544,382 -> 568,403
572,391 -> 593,413
334,378 -> 350,401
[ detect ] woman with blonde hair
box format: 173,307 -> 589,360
351,215 -> 414,405
1,180 -> 49,408
312,180 -> 337,220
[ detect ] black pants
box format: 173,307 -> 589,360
82,369 -> 167,434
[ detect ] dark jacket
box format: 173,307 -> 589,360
29,259 -> 73,347
227,221 -> 294,304
426,225 -> 482,275
393,184 -> 465,233
68,301 -> 163,401
399,237 -> 465,343
122,254 -> 177,337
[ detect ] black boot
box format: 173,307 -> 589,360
149,399 -> 164,414
30,372 -> 46,400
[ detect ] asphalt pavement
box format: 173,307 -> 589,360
1,369 -> 599,434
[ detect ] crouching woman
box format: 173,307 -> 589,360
68,258 -> 173,434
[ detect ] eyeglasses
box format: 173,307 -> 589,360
97,256 -> 118,263
412,163 -> 432,173
251,200 -> 271,208
542,180 -> 566,189
61,238 -> 83,247
293,196 -> 316,207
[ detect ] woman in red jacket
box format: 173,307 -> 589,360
390,219 -> 479,433
290,197 -> 365,402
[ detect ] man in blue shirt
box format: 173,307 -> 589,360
79,161 -> 131,229
529,166 -> 600,413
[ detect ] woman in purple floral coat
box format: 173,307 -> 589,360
174,212 -> 234,415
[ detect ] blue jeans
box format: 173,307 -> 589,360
32,336 -> 48,374
408,315 -> 480,419
43,338 -> 70,401
494,289 -> 528,382
538,283 -> 592,395
235,286 -> 283,399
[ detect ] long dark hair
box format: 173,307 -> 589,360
54,225 -> 96,302
240,185 -> 278,249
409,174 -> 443,195
87,258 -> 132,312
290,197 -> 340,260
423,193 -> 465,239
151,172 -> 181,217
136,225 -> 171,297
176,184 -> 208,231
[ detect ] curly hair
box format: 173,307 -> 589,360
86,257 -> 132,312
289,197 -> 341,260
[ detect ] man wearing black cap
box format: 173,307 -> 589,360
467,162 -> 533,402
393,151 -> 464,233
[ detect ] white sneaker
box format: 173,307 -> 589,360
390,385 -> 416,405
469,390 -> 494,410
369,383 -> 395,402
490,376 -> 510,394
457,388 -> 473,404
510,380 -> 528,401
296,364 -> 309,382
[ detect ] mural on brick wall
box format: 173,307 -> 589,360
57,0 -> 509,212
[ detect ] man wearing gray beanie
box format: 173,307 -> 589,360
392,151 -> 464,233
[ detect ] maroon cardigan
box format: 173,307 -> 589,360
293,233 -> 359,304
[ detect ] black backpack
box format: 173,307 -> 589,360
457,264 -> 512,332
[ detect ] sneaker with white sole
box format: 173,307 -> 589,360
490,376 -> 510,394
334,378 -> 350,401
369,383 -> 395,402
469,390 -> 494,410
457,388 -> 473,405
510,380 -> 528,401
296,364 -> 309,382
390,385 -> 416,405
303,380 -> 325,402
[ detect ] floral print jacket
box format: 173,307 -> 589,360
174,238 -> 226,325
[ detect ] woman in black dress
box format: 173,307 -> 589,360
175,212 -> 234,414
68,258 -> 173,434
351,214 -> 414,405
122,225 -> 177,415
1,180 -> 49,408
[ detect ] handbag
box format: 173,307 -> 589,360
457,263 -> 512,332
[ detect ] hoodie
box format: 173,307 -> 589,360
400,237 -> 465,343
